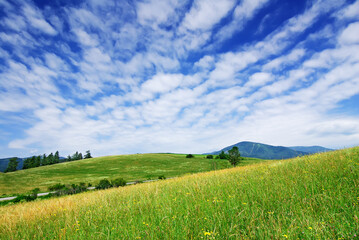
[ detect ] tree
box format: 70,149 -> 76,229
219,151 -> 229,159
41,154 -> 48,166
35,155 -> 41,167
84,150 -> 92,159
96,179 -> 112,189
54,151 -> 60,164
78,153 -> 83,160
186,154 -> 194,158
5,157 -> 18,173
48,153 -> 54,165
228,146 -> 241,166
111,178 -> 127,187
206,155 -> 213,159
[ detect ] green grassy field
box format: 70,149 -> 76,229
0,147 -> 358,239
0,154 -> 264,195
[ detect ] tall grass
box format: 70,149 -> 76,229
1,153 -> 253,195
0,147 -> 358,239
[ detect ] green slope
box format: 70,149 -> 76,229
1,147 -> 358,239
0,153 -> 263,195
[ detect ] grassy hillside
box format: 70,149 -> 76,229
0,153 -> 263,195
0,147 -> 358,239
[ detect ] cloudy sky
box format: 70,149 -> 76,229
0,0 -> 359,158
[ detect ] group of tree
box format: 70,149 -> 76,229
213,147 -> 243,167
66,150 -> 92,161
4,157 -> 19,173
4,150 -> 93,173
23,151 -> 61,169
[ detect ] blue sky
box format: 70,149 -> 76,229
0,0 -> 359,158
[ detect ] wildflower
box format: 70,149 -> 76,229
282,234 -> 288,238
242,202 -> 247,205
204,231 -> 211,236
308,227 -> 312,230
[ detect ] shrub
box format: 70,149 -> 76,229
96,179 -> 112,189
186,154 -> 194,158
111,178 -> 127,187
48,183 -> 66,191
206,155 -> 213,159
158,175 -> 166,180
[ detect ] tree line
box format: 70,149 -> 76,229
4,150 -> 92,173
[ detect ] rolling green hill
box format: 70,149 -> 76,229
0,153 -> 264,195
0,147 -> 357,239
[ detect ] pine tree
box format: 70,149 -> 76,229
48,153 -> 54,165
41,154 -> 48,166
54,151 -> 60,164
23,158 -> 31,169
35,155 -> 41,167
5,157 -> 18,173
84,150 -> 92,159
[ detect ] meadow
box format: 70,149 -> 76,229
0,147 -> 358,239
0,153 -> 264,195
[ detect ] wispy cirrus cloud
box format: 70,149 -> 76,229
0,0 -> 358,158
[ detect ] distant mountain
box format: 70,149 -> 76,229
288,146 -> 333,153
210,141 -> 313,160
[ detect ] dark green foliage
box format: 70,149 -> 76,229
12,188 -> 39,203
48,153 -> 54,165
206,155 -> 213,159
228,146 -> 242,166
111,178 -> 127,187
41,154 -> 48,166
71,151 -> 84,161
48,183 -> 66,191
84,150 -> 92,159
219,151 -> 229,159
186,154 -> 194,158
54,151 -> 60,164
96,179 -> 112,189
52,183 -> 87,196
5,157 -> 18,173
158,175 -> 166,180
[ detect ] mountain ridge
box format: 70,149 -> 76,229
209,141 -> 332,159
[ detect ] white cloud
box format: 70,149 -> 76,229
246,72 -> 273,87
263,48 -> 306,71
339,21 -> 359,45
214,0 -> 269,43
181,0 -> 235,31
22,4 -> 57,35
74,29 -> 99,47
336,0 -> 359,20
136,0 -> 183,27
141,73 -> 183,95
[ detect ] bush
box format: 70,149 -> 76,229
206,155 -> 213,159
112,178 -> 127,187
186,154 -> 194,158
158,175 -> 166,180
96,179 -> 112,189
48,183 -> 66,191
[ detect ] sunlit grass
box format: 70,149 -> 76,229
0,147 -> 358,239
0,154 -> 263,195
